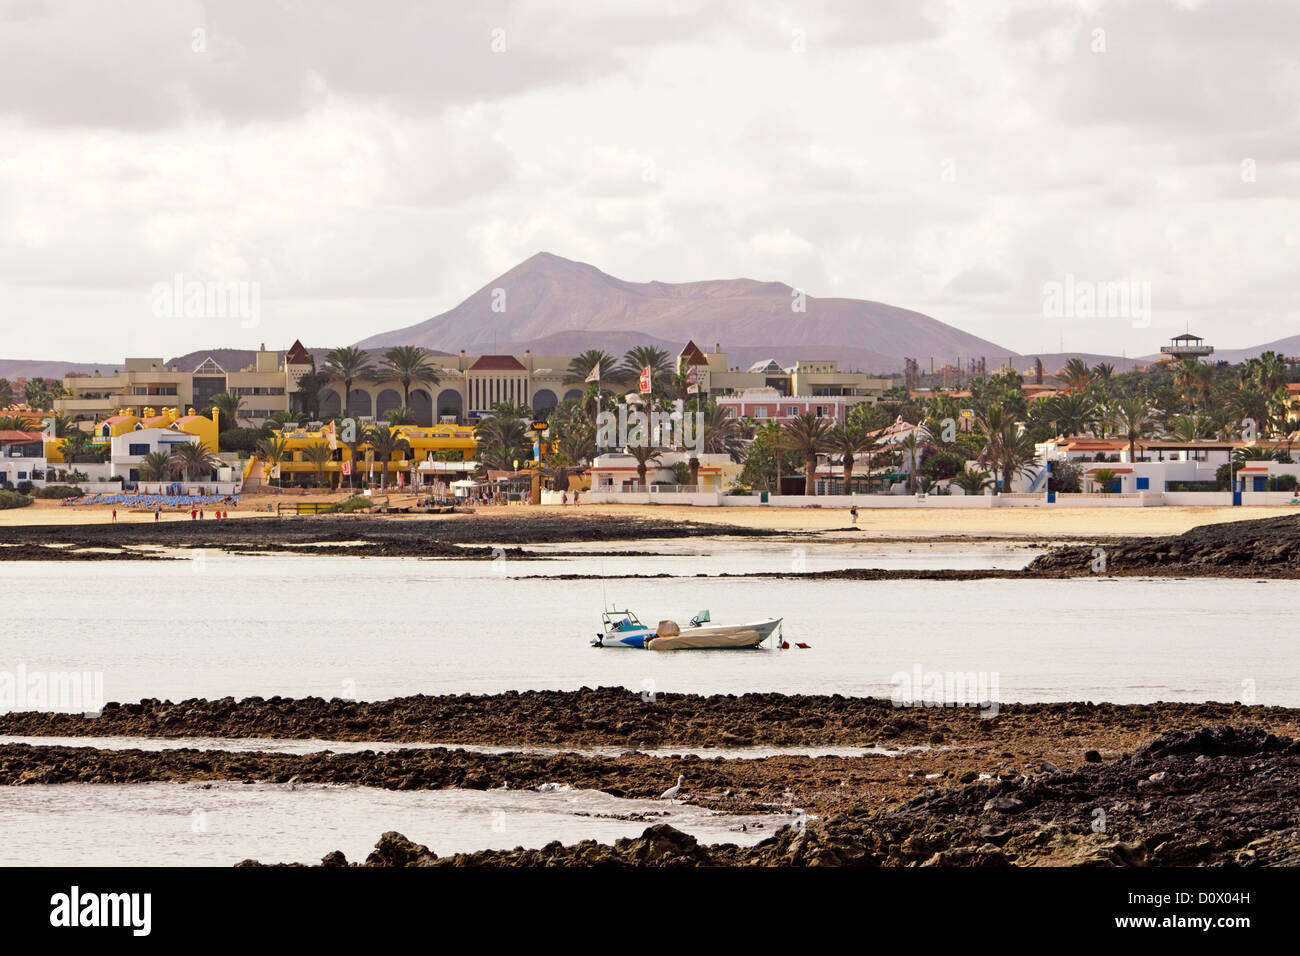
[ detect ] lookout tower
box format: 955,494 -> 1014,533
1160,333 -> 1214,362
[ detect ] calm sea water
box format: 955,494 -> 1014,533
0,782 -> 792,866
0,550 -> 1294,706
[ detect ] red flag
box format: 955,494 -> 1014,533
638,366 -> 652,393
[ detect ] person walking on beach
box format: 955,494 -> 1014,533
850,505 -> 858,525
199,508 -> 205,520
190,508 -> 197,520
154,506 -> 160,522
112,509 -> 117,522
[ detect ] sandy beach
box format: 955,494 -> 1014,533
3,494 -> 1297,539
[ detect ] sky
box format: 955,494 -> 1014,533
2,0 -> 1298,362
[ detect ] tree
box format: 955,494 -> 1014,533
619,345 -> 671,383
897,431 -> 924,494
993,425 -> 1039,494
476,404 -> 532,471
626,442 -> 662,486
565,349 -> 616,385
783,413 -> 831,495
757,419 -> 784,492
383,406 -> 418,426
1061,358 -> 1092,392
0,413 -> 37,430
302,441 -> 333,487
951,468 -> 993,495
1044,391 -> 1097,437
169,441 -> 220,481
137,451 -> 173,481
364,424 -> 411,490
825,423 -> 876,493
208,392 -> 246,430
1109,397 -> 1157,464
324,347 -> 374,418
22,377 -> 66,410
292,368 -> 328,420
256,436 -> 290,488
0,379 -> 12,406
59,429 -> 96,464
380,346 -> 440,408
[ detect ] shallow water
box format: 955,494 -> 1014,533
0,734 -> 914,760
0,781 -> 794,866
0,553 -> 1294,706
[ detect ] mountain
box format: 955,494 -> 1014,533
0,359 -> 123,380
354,252 -> 1013,371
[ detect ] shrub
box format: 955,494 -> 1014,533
0,490 -> 33,509
15,480 -> 33,495
324,495 -> 374,514
33,485 -> 82,499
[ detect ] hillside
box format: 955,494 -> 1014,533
355,252 -> 1014,368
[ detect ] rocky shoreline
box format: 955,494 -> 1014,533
232,725 -> 1300,866
4,690 -> 1298,866
3,688 -> 1294,750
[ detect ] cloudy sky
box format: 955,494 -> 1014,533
3,0 -> 1298,362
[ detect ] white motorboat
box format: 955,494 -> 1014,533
592,609 -> 782,650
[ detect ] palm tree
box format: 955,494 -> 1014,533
59,429 -> 95,463
951,468 -> 993,496
1169,412 -> 1213,442
1062,358 -> 1091,392
627,442 -> 662,487
993,425 -> 1038,493
169,441 -> 220,481
783,413 -> 831,496
324,347 -> 374,418
897,431 -> 924,494
1092,362 -> 1115,381
208,391 -> 246,430
364,423 -> 411,490
565,349 -> 617,385
0,378 -> 12,406
137,451 -> 173,481
380,346 -> 440,409
292,368 -> 328,420
1109,397 -> 1157,464
302,441 -> 333,487
256,436 -> 290,488
383,406 -> 418,426
619,346 -> 671,384
758,419 -> 784,492
476,405 -> 531,471
1045,391 -> 1098,437
825,424 -> 876,493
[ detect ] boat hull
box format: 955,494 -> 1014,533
596,618 -> 781,650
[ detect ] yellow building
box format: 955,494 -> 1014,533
262,422 -> 478,486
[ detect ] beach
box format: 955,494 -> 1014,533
3,492 -> 1298,539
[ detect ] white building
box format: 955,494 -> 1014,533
0,430 -> 47,487
589,451 -> 741,492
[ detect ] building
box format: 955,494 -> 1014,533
253,422 -> 478,488
716,388 -> 849,425
589,451 -> 741,492
1160,333 -> 1214,362
0,430 -> 47,487
57,348 -> 294,426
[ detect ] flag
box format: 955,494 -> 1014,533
584,361 -> 600,384
341,460 -> 352,476
638,366 -> 652,393
686,366 -> 702,394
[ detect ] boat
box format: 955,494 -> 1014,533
592,609 -> 782,650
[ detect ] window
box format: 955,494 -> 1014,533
1136,477 -> 1149,490
723,407 -> 737,418
754,406 -> 768,419
785,406 -> 798,417
128,443 -> 150,456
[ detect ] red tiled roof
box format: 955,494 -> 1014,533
0,430 -> 45,442
285,339 -> 312,365
679,340 -> 709,366
469,355 -> 526,371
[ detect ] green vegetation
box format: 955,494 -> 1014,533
0,490 -> 33,509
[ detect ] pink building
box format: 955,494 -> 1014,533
716,388 -> 847,424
